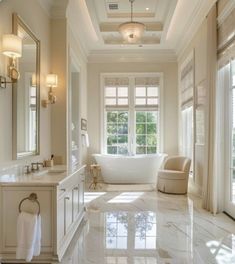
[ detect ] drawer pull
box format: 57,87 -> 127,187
73,187 -> 79,190
60,188 -> 66,192
65,197 -> 70,200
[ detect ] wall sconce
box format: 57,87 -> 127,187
31,73 -> 37,87
42,74 -> 58,107
0,34 -> 22,89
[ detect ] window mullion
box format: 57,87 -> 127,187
129,77 -> 135,155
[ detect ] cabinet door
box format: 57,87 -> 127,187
64,189 -> 73,233
72,185 -> 79,222
57,196 -> 65,245
79,174 -> 84,214
2,187 -> 53,253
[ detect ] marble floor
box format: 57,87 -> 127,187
62,190 -> 235,264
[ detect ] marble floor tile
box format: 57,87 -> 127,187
62,191 -> 235,264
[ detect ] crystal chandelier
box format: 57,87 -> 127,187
118,0 -> 145,44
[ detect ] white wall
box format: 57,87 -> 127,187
0,0 -> 51,165
49,1 -> 88,166
67,23 -> 88,165
50,17 -> 68,164
87,62 -> 178,162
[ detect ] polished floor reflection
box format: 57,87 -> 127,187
62,191 -> 235,264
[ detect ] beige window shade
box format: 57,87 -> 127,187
218,8 -> 235,53
135,77 -> 160,86
180,59 -> 194,109
104,77 -> 129,109
104,77 -> 129,86
134,77 -> 159,109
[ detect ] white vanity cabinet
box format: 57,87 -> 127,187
56,169 -> 85,260
0,165 -> 86,263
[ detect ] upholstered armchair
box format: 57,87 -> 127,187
157,156 -> 191,194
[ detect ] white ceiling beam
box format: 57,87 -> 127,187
88,49 -> 177,63
107,12 -> 155,19
104,37 -> 160,45
100,22 -> 163,33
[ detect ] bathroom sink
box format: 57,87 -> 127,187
32,170 -> 49,176
32,168 -> 66,177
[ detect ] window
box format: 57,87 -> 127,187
136,111 -> 158,154
181,107 -> 193,159
180,55 -> 194,173
105,86 -> 128,106
106,111 -> 128,155
103,74 -> 161,155
135,86 -> 158,106
29,85 -> 37,151
230,60 -> 235,202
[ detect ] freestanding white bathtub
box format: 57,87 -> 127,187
93,153 -> 167,184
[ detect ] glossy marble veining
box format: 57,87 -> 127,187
61,190 -> 235,264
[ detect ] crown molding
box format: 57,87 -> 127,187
36,0 -> 53,17
217,0 -> 235,27
51,0 -> 69,19
176,0 -> 217,61
88,49 -> 177,63
37,0 -> 69,19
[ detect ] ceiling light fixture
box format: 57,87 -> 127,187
118,0 -> 145,44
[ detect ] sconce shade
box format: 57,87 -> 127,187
2,34 -> 22,58
46,74 -> 58,87
31,73 -> 37,87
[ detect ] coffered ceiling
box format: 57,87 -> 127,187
85,0 -> 177,48
38,0 -> 218,61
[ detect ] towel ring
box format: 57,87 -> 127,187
18,193 -> 40,215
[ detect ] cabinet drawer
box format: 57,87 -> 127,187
57,174 -> 79,198
57,167 -> 85,199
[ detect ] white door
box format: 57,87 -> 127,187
224,60 -> 235,217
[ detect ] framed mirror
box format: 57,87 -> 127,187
12,13 -> 40,159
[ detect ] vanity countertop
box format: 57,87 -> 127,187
0,165 -> 86,186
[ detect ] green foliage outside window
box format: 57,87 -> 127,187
136,111 -> 158,154
107,111 -> 128,155
106,111 -> 158,155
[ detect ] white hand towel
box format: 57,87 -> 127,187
16,212 -> 41,262
33,214 -> 41,257
82,133 -> 89,147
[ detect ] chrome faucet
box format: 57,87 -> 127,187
24,165 -> 31,174
31,162 -> 44,172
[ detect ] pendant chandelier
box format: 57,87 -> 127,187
118,0 -> 145,44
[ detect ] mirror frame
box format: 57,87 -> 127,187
12,13 -> 40,159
